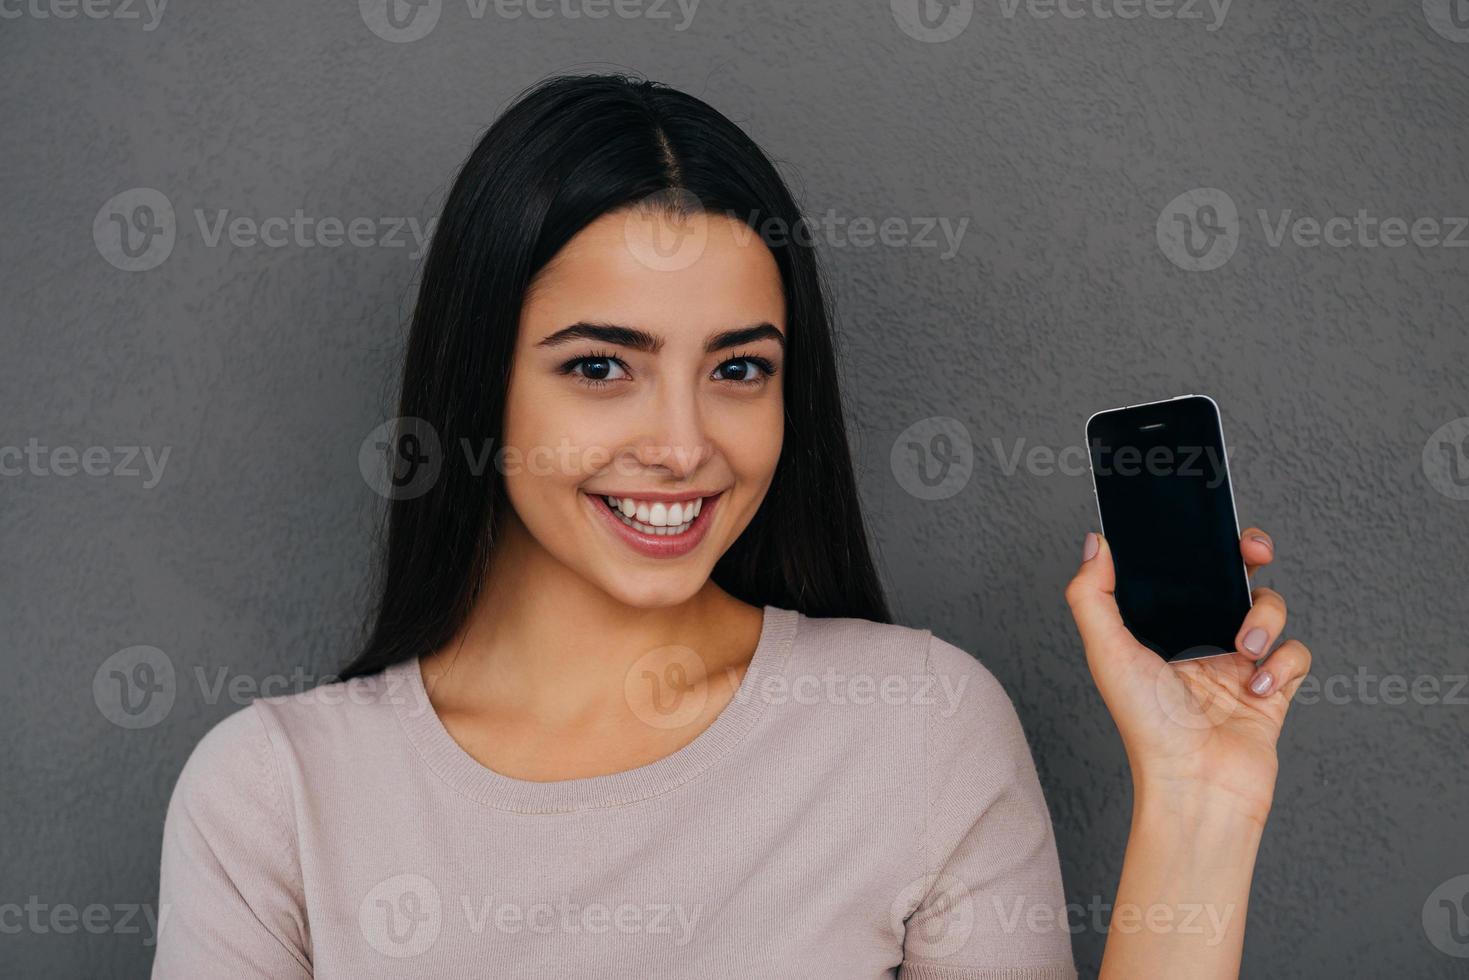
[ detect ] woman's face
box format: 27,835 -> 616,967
500,206 -> 786,608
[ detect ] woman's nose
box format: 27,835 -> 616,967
630,385 -> 711,479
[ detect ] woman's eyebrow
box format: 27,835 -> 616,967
536,322 -> 662,353
535,322 -> 785,354
707,323 -> 784,353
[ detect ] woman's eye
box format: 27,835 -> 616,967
713,357 -> 776,385
567,356 -> 629,386
562,353 -> 774,388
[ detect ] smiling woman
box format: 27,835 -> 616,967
335,75 -> 891,686
151,72 -> 1307,980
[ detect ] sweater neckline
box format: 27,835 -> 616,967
388,604 -> 799,813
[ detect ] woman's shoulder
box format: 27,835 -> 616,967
783,609 -> 1028,779
161,701 -> 293,871
789,608 -> 1013,712
169,666 -> 410,799
249,664 -> 414,745
169,699 -> 277,802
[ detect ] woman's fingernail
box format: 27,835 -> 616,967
1250,670 -> 1275,696
1242,627 -> 1268,656
1251,534 -> 1272,551
1083,532 -> 1100,562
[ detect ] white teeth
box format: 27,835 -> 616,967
600,494 -> 703,536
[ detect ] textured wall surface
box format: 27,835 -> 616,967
3,1 -> 1466,977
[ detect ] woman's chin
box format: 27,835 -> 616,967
584,564 -> 712,611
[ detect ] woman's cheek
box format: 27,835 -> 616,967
725,393 -> 783,465
502,385 -> 602,483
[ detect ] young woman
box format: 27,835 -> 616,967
152,74 -> 1310,979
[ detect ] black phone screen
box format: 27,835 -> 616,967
1086,396 -> 1252,661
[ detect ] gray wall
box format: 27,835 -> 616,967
3,1 -> 1466,977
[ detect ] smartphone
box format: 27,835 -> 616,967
1085,394 -> 1252,662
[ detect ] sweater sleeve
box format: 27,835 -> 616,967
898,633 -> 1077,980
151,703 -> 312,979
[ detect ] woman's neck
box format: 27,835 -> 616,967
419,514 -> 763,732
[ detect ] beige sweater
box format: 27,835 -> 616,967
152,605 -> 1077,979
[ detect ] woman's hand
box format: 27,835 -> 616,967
1065,527 -> 1312,826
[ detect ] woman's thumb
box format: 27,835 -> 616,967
1064,532 -> 1130,650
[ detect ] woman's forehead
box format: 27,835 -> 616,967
524,209 -> 786,338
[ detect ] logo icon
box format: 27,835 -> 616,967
360,0 -> 441,43
1423,874 -> 1469,957
94,189 -> 176,272
94,646 -> 176,729
359,417 -> 443,501
359,874 -> 442,957
1424,0 -> 1469,42
890,417 -> 974,501
1422,417 -> 1469,501
1153,660 -> 1239,732
891,0 -> 974,43
624,645 -> 710,731
1157,188 -> 1239,272
891,873 -> 975,959
622,189 -> 710,273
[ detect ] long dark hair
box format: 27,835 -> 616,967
341,73 -> 889,680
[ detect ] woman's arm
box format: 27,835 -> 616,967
152,704 -> 312,979
1101,782 -> 1264,977
1065,528 -> 1311,980
897,634 -> 1078,978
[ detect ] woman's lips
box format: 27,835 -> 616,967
583,490 -> 721,559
